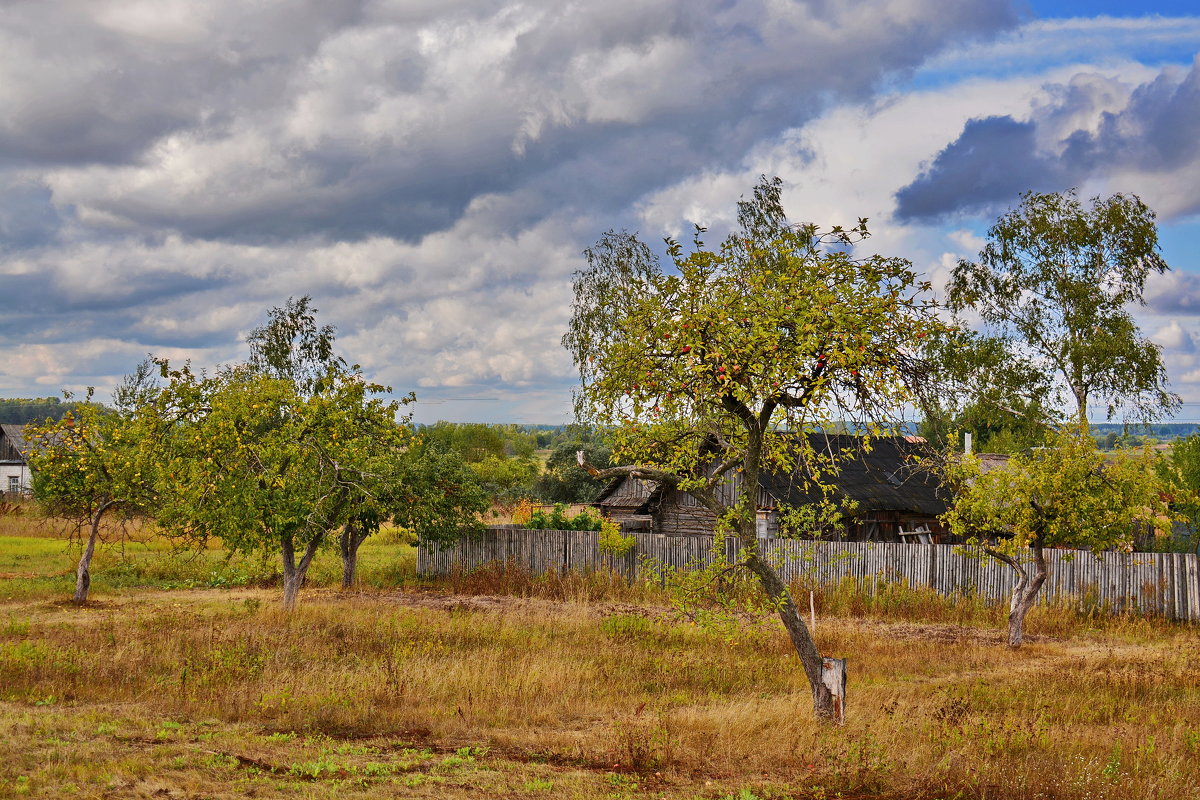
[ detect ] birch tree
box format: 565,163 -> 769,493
948,190 -> 1179,429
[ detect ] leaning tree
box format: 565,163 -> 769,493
563,177 -> 944,721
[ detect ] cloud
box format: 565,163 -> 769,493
894,116 -> 1069,220
1144,270 -> 1200,315
1152,320 -> 1197,353
915,15 -> 1200,84
3,0 -> 1019,244
0,178 -> 65,252
895,56 -> 1200,221
0,0 -> 1026,421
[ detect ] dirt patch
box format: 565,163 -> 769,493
381,590 -> 684,624
386,590 -> 541,615
858,619 -> 1057,645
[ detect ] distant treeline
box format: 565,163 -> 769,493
1089,423 -> 1200,439
0,397 -> 83,424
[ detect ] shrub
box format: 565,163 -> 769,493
526,504 -> 603,531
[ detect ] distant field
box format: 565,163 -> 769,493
2,523 -> 1199,799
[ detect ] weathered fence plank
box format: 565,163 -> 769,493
417,529 -> 1200,622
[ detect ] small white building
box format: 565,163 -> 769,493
0,424 -> 31,496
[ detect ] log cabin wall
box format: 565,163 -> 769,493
595,477 -> 657,531
656,487 -> 718,536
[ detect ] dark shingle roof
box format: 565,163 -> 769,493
758,434 -> 947,517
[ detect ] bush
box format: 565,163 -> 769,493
526,504 -> 603,531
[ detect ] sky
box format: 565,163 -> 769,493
2,0 -> 1200,425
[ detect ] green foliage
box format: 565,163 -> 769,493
149,363 -> 403,556
26,391 -> 157,538
1156,435 -> 1200,552
942,427 -> 1174,554
919,329 -> 1052,453
422,422 -> 537,462
526,503 -> 603,531
948,190 -> 1179,426
598,518 -> 635,556
386,440 -> 488,546
422,422 -> 507,462
145,296 -> 485,603
470,454 -> 540,505
535,434 -> 613,503
245,295 -> 344,396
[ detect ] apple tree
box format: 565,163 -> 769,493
338,437 -> 488,589
941,426 -> 1173,646
563,177 -> 944,720
26,383 -> 158,604
149,361 -> 405,609
150,298 -> 485,608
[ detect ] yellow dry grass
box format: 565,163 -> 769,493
2,572 -> 1199,799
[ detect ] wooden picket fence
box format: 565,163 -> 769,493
417,526 -> 1200,622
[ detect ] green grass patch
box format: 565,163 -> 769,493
0,531 -> 419,602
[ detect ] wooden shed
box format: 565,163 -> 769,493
593,434 -> 950,542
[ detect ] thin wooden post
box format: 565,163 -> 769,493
821,657 -> 846,725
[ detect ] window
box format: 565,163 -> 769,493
6,476 -> 17,493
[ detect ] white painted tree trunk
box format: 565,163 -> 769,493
821,658 -> 847,725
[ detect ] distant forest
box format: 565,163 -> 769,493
0,397 -> 80,424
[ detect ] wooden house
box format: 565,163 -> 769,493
593,434 -> 949,542
0,424 -> 31,497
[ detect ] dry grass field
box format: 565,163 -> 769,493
1,512 -> 1199,799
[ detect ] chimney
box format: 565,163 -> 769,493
964,432 -> 973,454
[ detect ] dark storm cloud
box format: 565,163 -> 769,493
894,116 -> 1070,219
895,57 -> 1200,221
0,267 -> 238,346
0,0 -> 369,166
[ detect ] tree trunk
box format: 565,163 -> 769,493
74,500 -> 114,605
1072,384 -> 1089,432
1007,539 -> 1048,647
339,523 -> 370,589
281,533 -> 323,611
741,535 -> 841,721
729,429 -> 843,722
988,539 -> 1049,647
